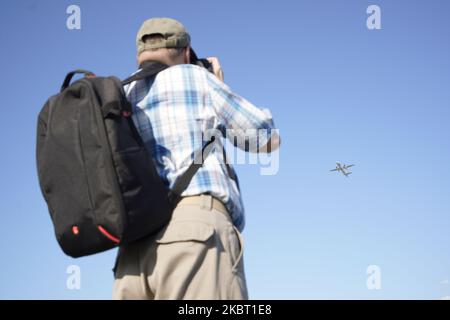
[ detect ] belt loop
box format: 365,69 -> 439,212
200,194 -> 212,210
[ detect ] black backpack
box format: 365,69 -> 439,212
36,61 -> 215,258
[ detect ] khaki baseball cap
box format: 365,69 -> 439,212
136,18 -> 191,54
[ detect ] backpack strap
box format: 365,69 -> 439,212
168,137 -> 240,207
60,69 -> 95,92
168,137 -> 216,205
122,61 -> 169,86
60,62 -> 167,93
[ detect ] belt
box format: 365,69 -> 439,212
178,195 -> 229,217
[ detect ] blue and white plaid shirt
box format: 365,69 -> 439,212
124,64 -> 274,231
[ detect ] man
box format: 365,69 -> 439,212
113,17 -> 280,300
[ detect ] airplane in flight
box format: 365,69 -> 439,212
330,162 -> 355,177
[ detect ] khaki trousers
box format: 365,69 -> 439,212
112,195 -> 248,300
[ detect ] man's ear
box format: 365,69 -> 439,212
136,53 -> 142,66
184,46 -> 191,64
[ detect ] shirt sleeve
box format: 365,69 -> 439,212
207,72 -> 275,152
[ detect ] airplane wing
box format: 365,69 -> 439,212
345,164 -> 355,168
330,169 -> 338,172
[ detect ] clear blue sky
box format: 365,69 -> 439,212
1,0 -> 449,299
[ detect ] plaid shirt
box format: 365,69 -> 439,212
124,64 -> 274,231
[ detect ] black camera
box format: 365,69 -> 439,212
189,48 -> 214,74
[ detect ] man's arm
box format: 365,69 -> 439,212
206,57 -> 280,154
206,57 -> 224,82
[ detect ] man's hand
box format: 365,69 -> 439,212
255,131 -> 281,154
206,57 -> 224,82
